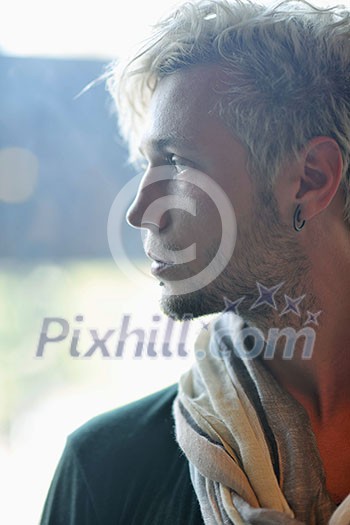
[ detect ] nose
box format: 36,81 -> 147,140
126,167 -> 170,232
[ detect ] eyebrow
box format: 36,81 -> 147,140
138,134 -> 197,157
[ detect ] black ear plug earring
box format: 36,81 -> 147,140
293,204 -> 306,232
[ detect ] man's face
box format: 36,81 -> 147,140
127,65 -> 311,327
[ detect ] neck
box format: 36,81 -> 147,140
261,223 -> 350,425
263,327 -> 350,424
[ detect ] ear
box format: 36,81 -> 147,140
296,137 -> 343,221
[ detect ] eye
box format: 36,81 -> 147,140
167,154 -> 189,175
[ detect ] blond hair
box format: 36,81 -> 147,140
107,0 -> 350,224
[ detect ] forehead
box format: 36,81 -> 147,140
141,65 -> 224,152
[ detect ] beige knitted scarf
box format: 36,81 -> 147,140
173,313 -> 350,525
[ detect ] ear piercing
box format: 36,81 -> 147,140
293,204 -> 306,232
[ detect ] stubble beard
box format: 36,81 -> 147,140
159,192 -> 317,332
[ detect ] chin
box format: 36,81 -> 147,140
159,284 -> 225,320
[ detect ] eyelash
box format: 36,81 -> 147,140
138,154 -> 189,175
167,154 -> 188,174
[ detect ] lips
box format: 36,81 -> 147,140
146,251 -> 175,265
150,260 -> 176,277
146,251 -> 176,278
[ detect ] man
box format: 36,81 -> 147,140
40,1 -> 350,523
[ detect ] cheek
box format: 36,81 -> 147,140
198,197 -> 222,236
168,182 -> 225,257
190,194 -> 223,257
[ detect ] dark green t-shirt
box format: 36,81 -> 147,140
40,384 -> 203,524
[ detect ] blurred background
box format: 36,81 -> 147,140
0,1 -> 201,523
0,0 -> 342,523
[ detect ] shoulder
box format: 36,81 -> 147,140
68,383 -> 179,463
41,384 -> 202,524
66,384 -> 200,524
67,384 -> 185,517
41,384 -> 203,524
